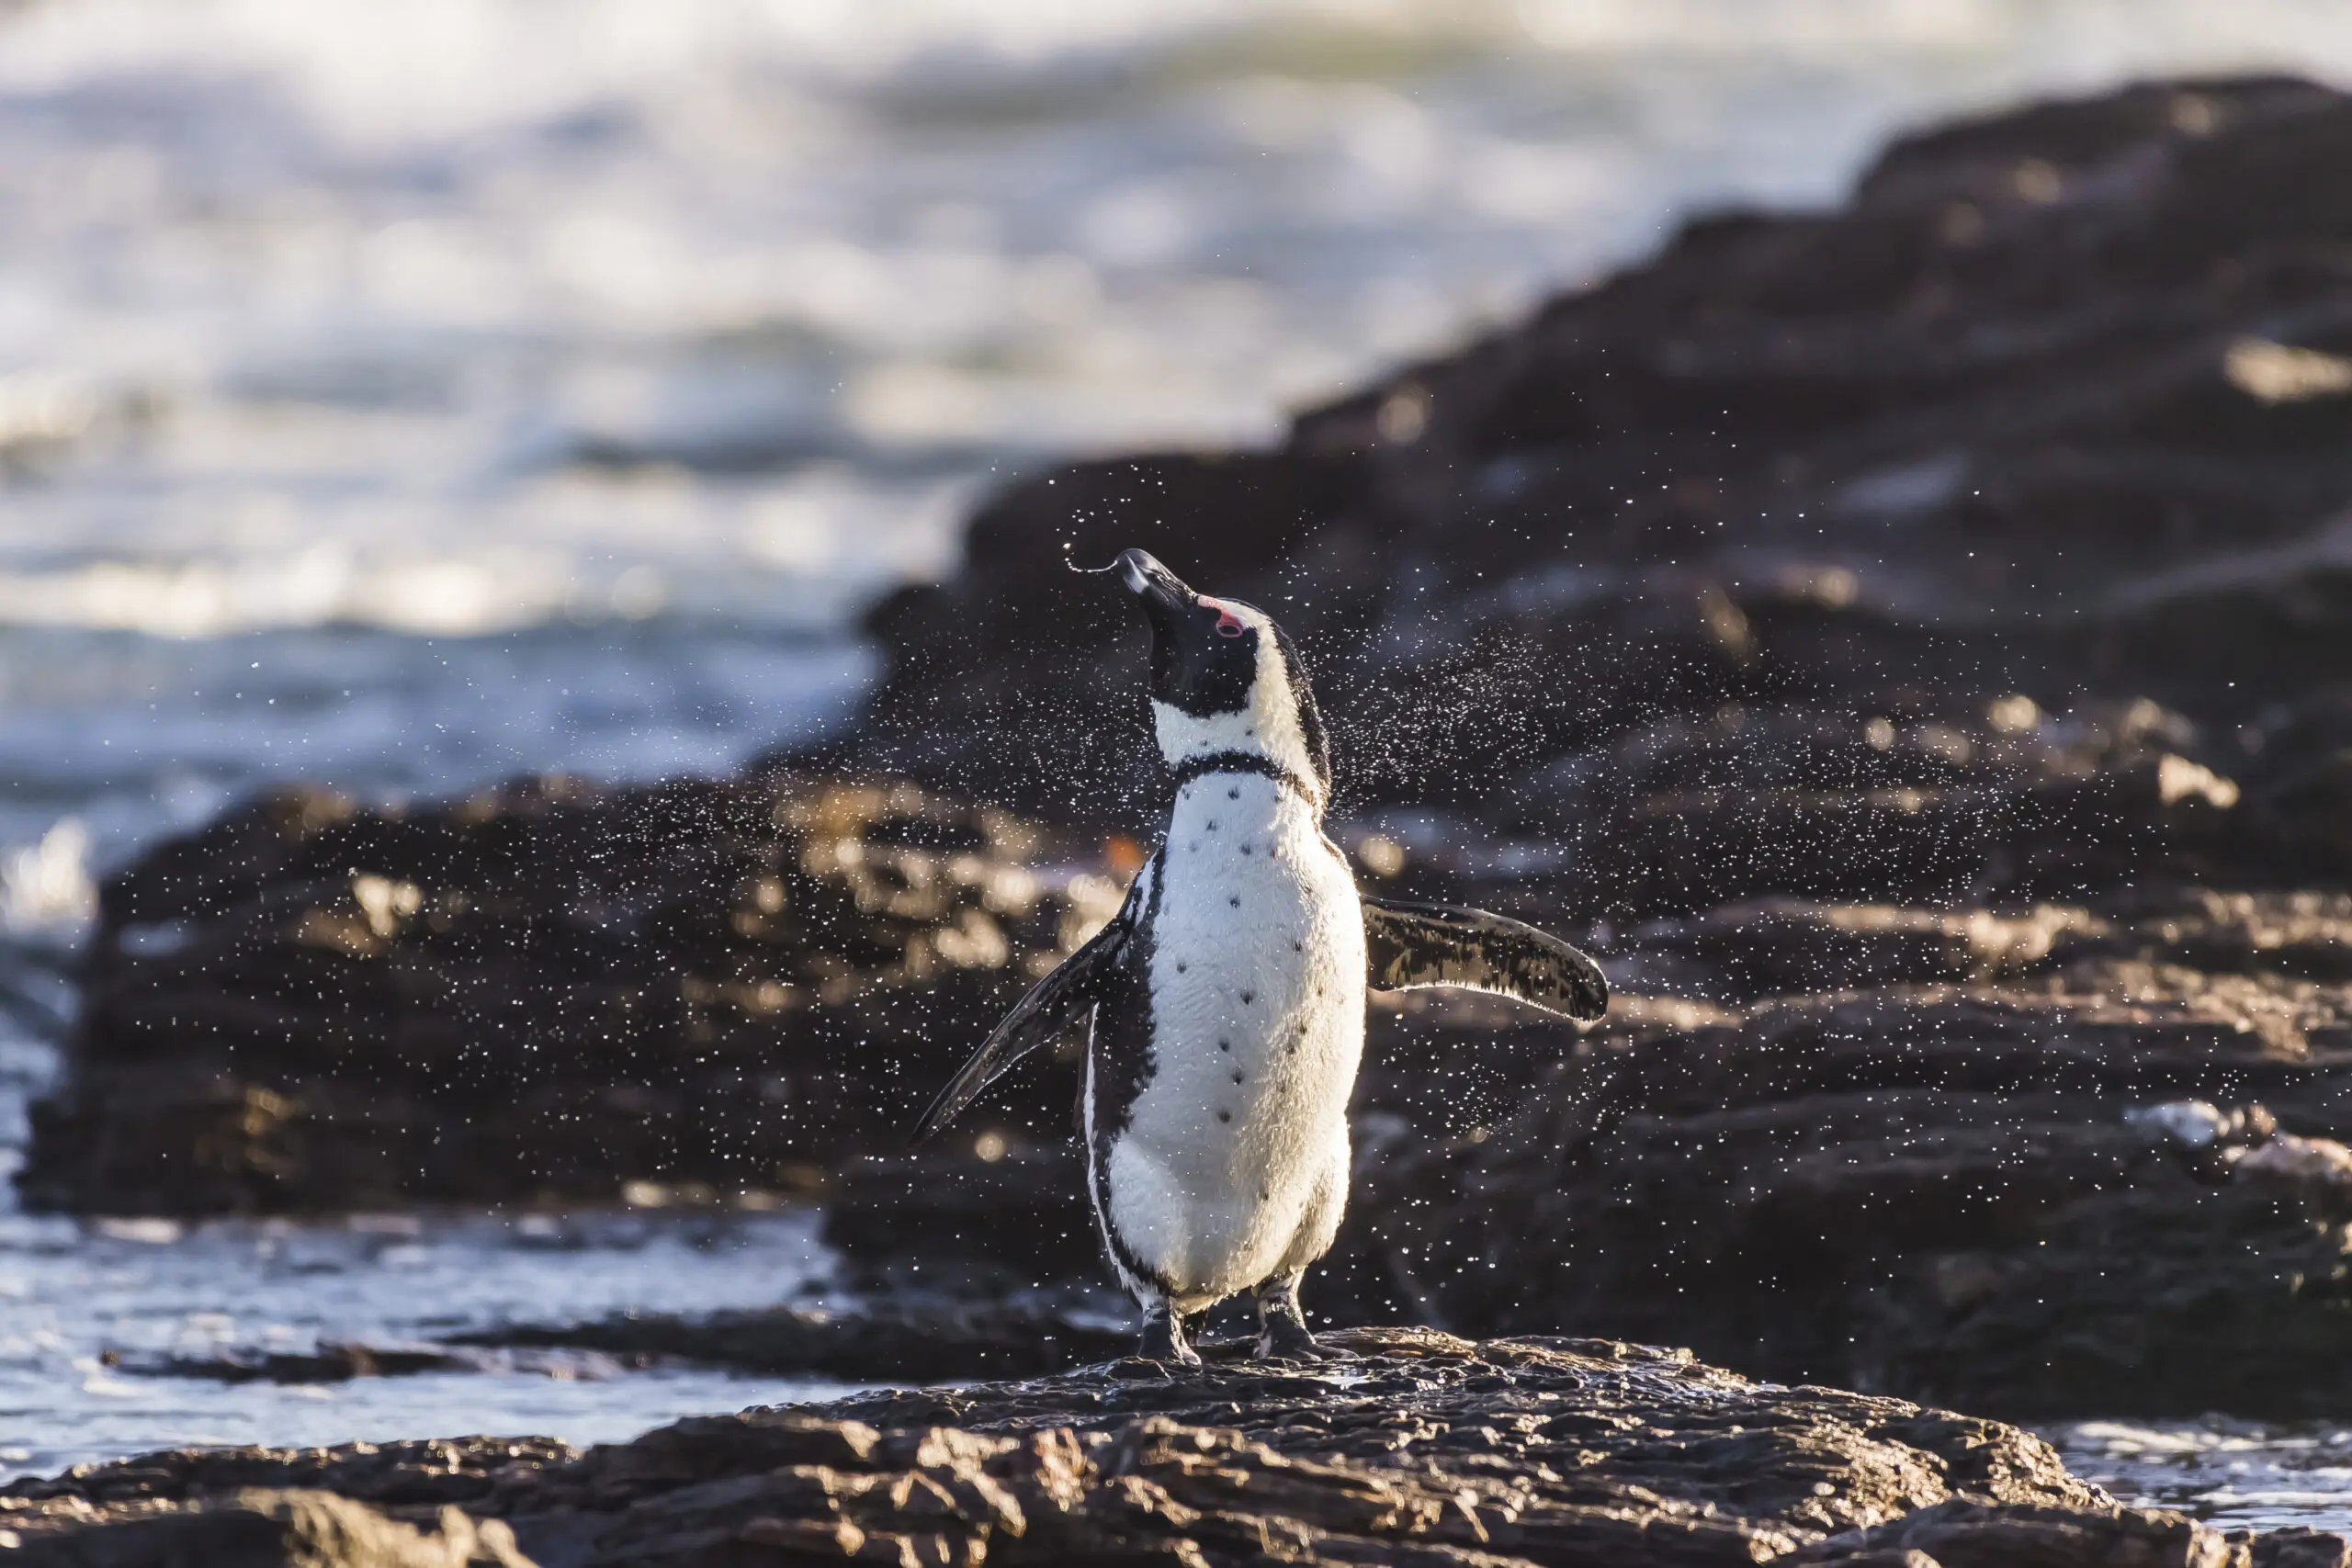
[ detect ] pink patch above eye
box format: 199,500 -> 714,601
1202,597 -> 1247,637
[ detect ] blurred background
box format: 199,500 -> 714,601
6,0 -> 2352,905
7,0 -> 2352,1500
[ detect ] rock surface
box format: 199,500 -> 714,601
1337,945 -> 2352,1419
445,1295 -> 1131,1383
15,1328 -> 2330,1568
108,1298 -> 1130,1388
17,774 -> 1119,1213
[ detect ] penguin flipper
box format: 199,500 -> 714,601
1360,895 -> 1609,1022
910,908 -> 1129,1145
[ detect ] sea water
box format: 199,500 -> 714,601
0,1203 -> 848,1483
3,0 -> 2351,1521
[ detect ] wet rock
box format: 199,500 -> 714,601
1626,898 -> 2110,1000
1329,970 -> 2352,1420
1793,1499 -> 2238,1567
821,1149 -> 1106,1291
2,1436 -> 572,1510
106,1342 -> 482,1384
15,1328 -> 2330,1567
0,1490 -> 537,1568
446,1294 -> 1129,1383
17,774 -> 1118,1214
101,1342 -> 629,1386
2248,1528 -> 2352,1568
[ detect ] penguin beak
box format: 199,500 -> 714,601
1113,547 -> 1259,714
1115,549 -> 1195,620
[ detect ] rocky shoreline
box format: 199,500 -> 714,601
13,70 -> 2352,1556
19,1328 -> 2345,1568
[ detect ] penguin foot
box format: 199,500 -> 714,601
1137,1303 -> 1201,1366
1252,1270 -> 1327,1361
1254,1315 -> 1328,1362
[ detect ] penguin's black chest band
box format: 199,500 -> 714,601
1171,751 -> 1319,806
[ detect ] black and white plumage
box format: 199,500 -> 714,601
913,548 -> 1608,1364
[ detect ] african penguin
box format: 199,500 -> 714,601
914,548 -> 1610,1364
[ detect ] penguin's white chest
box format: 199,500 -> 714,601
1101,773 -> 1365,1302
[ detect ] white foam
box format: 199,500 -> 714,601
0,819 -> 96,937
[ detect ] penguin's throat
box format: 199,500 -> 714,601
1157,705 -> 1326,808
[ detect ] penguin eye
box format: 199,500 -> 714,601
1201,598 -> 1247,637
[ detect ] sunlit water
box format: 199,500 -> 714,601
0,1199 -> 848,1483
2056,1422 -> 2352,1537
4,0 -> 2352,1520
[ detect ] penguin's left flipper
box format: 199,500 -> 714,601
909,889 -> 1135,1145
1361,895 -> 1609,1022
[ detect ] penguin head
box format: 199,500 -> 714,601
1114,549 -> 1330,803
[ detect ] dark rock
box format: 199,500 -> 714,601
100,1342 -> 631,1385
105,1341 -> 481,1384
1793,1499 -> 2236,1566
13,1329 -> 2329,1566
0,1490 -> 537,1568
821,1149 -> 1106,1289
17,774 -> 1118,1213
100,1302 -> 1127,1390
1,1436 -> 571,1509
1328,963 -> 2352,1420
2250,1528 -> 2352,1568
446,1294 -> 1129,1382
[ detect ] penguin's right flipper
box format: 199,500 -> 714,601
1361,895 -> 1609,1022
909,874 -> 1141,1145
